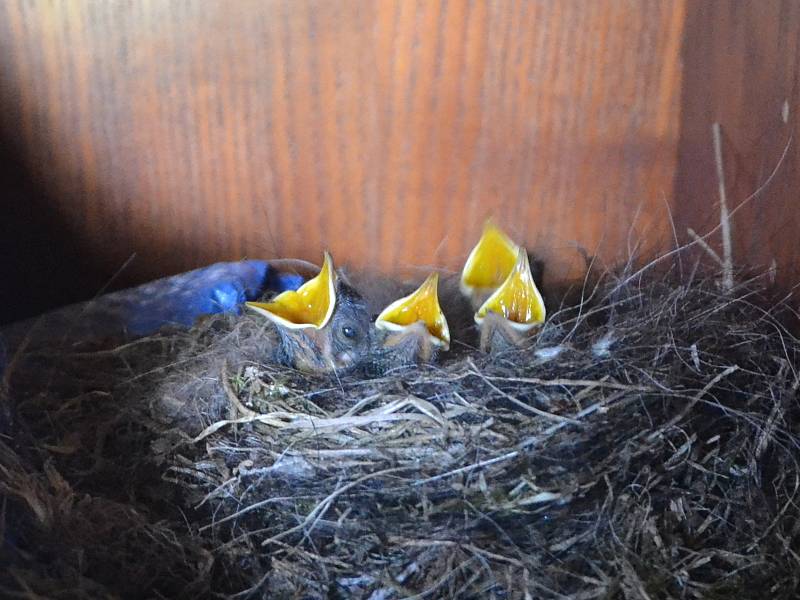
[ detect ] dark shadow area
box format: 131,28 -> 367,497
0,126 -> 110,325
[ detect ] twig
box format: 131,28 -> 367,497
686,227 -> 723,266
467,360 -> 581,425
713,122 -> 734,292
221,362 -> 257,418
195,411 -> 436,442
479,373 -> 651,393
647,365 -> 738,442
260,466 -> 409,546
414,390 -> 634,487
755,398 -> 784,459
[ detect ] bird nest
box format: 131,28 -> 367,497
2,261 -> 800,599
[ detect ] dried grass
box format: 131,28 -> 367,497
2,256 -> 800,599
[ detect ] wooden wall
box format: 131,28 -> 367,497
0,1 -> 798,323
674,0 -> 800,285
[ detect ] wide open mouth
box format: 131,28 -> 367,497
460,221 -> 520,298
475,248 -> 545,331
375,273 -> 450,349
246,252 -> 337,329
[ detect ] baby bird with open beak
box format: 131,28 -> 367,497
372,273 -> 451,368
245,253 -> 371,374
461,222 -> 546,353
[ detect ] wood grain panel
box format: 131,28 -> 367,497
0,1 -> 686,311
674,0 -> 800,284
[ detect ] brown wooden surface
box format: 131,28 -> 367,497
0,0 -> 685,309
674,0 -> 800,285
2,1 -> 799,325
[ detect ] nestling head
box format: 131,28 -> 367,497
245,253 -> 371,373
372,272 -> 451,368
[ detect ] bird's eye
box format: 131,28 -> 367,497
341,325 -> 356,339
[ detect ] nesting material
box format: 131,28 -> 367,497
2,262 -> 800,599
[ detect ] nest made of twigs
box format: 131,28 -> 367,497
2,260 -> 800,599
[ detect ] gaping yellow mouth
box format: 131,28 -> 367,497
375,273 -> 450,349
246,252 -> 337,329
460,221 -> 520,300
475,248 -> 545,331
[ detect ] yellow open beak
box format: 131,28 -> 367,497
375,273 -> 450,350
475,248 -> 545,331
246,252 -> 337,329
460,221 -> 520,303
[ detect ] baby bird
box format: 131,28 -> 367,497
461,222 -> 546,353
372,273 -> 451,368
246,253 -> 371,374
460,221 -> 522,310
474,248 -> 545,352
